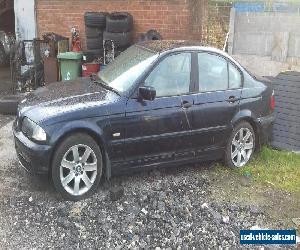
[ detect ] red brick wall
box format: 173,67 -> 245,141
36,0 -> 205,49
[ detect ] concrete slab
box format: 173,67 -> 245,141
0,66 -> 13,96
0,121 -> 16,166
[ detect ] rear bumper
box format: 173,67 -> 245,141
256,113 -> 276,145
13,128 -> 53,175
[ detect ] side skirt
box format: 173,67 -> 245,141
110,147 -> 224,176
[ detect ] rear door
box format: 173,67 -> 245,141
124,52 -> 195,168
191,52 -> 243,154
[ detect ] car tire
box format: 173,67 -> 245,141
85,26 -> 103,39
106,12 -> 133,33
103,31 -> 133,48
224,121 -> 256,168
52,133 -> 103,201
146,29 -> 162,41
86,37 -> 103,50
84,12 -> 107,28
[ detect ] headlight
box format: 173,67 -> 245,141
21,117 -> 47,142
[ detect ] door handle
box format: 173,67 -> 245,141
227,96 -> 238,103
181,100 -> 192,109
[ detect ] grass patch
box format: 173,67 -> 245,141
237,147 -> 300,193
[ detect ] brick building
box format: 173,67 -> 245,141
0,0 -> 14,33
36,0 -> 206,48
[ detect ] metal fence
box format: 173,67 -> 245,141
10,39 -> 49,92
201,1 -> 232,49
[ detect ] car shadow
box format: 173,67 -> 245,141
13,160 -> 218,201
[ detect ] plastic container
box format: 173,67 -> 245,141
100,64 -> 107,71
96,64 -> 107,77
57,52 -> 83,81
82,63 -> 100,77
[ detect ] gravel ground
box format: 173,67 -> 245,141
0,66 -> 15,126
0,121 -> 298,249
0,115 -> 14,128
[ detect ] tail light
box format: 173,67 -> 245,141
270,90 -> 275,111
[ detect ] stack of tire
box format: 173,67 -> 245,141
103,12 -> 133,52
84,12 -> 107,62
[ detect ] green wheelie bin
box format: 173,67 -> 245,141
57,52 -> 83,81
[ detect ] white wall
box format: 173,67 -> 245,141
228,9 -> 300,76
14,0 -> 36,40
231,12 -> 300,59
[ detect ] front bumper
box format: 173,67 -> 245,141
13,128 -> 53,175
256,113 -> 276,145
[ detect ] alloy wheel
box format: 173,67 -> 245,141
60,144 -> 98,196
231,127 -> 254,167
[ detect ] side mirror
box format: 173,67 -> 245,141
139,86 -> 156,101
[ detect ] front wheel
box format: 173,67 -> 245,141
52,133 -> 103,201
225,121 -> 255,168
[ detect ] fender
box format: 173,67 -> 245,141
231,109 -> 262,150
231,109 -> 258,127
47,119 -> 112,179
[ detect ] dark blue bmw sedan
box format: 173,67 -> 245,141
13,41 -> 275,200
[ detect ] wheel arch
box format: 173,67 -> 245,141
49,123 -> 111,180
231,110 -> 261,151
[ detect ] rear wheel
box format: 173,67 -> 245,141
52,133 -> 103,200
225,121 -> 255,168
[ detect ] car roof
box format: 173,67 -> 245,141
137,40 -> 243,69
138,40 -> 222,53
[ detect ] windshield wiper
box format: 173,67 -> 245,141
91,75 -> 121,96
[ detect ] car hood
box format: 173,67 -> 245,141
18,78 -> 120,125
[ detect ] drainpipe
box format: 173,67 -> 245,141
34,0 -> 38,38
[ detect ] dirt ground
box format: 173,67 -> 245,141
0,119 -> 299,249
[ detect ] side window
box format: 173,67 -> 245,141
198,53 -> 228,92
229,63 -> 242,89
145,53 -> 191,97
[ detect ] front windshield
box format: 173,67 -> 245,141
99,45 -> 158,93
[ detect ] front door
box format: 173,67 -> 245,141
191,52 -> 243,154
124,52 -> 195,168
